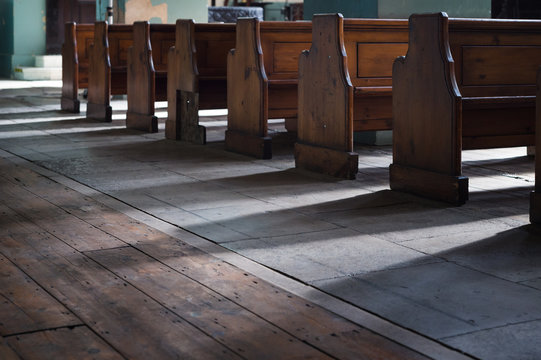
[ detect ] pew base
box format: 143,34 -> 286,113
225,130 -> 272,159
530,191 -> 541,224
126,112 -> 158,133
294,142 -> 358,179
87,102 -> 112,122
180,91 -> 206,145
389,163 -> 469,205
61,97 -> 80,113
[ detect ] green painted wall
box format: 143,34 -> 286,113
304,0 -> 378,20
378,0 -> 491,18
0,0 -> 15,77
0,0 -> 46,78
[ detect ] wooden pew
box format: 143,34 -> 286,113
390,12 -> 541,205
166,20 -> 236,144
531,68 -> 541,224
225,19 -> 312,159
61,22 -> 94,113
126,22 -> 175,132
295,14 -> 408,179
87,21 -> 133,122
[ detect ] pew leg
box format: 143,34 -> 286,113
295,142 -> 358,179
126,113 -> 158,133
527,146 -> 536,157
87,102 -> 112,122
389,164 -> 469,205
225,130 -> 272,159
179,91 -> 206,145
61,97 -> 80,113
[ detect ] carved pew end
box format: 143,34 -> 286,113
87,102 -> 112,123
389,164 -> 468,205
225,130 -> 272,159
295,142 -> 358,180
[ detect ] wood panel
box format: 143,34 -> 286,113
389,12 -> 467,205
296,14 -> 358,179
390,12 -> 541,204
225,20 -> 311,159
126,21 -> 157,133
531,67 -> 541,224
61,23 -> 94,113
166,22 -> 234,143
294,15 -> 408,178
225,18 -> 271,159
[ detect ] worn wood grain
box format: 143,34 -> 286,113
87,22 -> 133,122
61,23 -> 94,113
390,12 -> 541,204
5,326 -> 122,360
87,246 -> 333,360
226,19 -> 312,159
0,252 -> 81,336
166,21 -> 234,143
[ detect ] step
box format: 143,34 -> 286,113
35,55 -> 62,68
13,66 -> 62,81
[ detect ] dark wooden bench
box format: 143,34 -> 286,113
126,22 -> 175,132
295,14 -> 408,179
87,21 -> 133,122
61,22 -> 94,113
166,20 -> 236,144
225,18 -> 312,159
390,12 -> 541,205
530,69 -> 541,224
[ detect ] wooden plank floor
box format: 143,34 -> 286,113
0,155 -> 431,359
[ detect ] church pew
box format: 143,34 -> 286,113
166,20 -> 236,144
225,19 -> 312,159
530,68 -> 541,224
61,22 -> 94,113
295,14 -> 408,179
126,22 -> 175,132
390,12 -> 541,205
87,22 -> 133,122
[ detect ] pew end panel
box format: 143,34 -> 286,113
166,21 -> 234,143
87,21 -> 112,122
61,22 -> 80,113
389,12 -> 467,205
295,13 -> 358,179
225,18 -> 271,159
531,67 -> 541,224
127,21 -> 157,133
62,23 -> 94,113
87,23 -> 133,122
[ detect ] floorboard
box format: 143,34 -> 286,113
0,155 -> 430,359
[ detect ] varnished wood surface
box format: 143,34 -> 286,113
295,15 -> 408,178
296,14 -> 357,179
0,156 -> 430,360
166,21 -> 235,143
390,12 -> 541,205
226,19 -> 312,159
61,23 -> 94,113
87,22 -> 133,122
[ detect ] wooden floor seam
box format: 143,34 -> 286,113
0,150 -> 472,359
